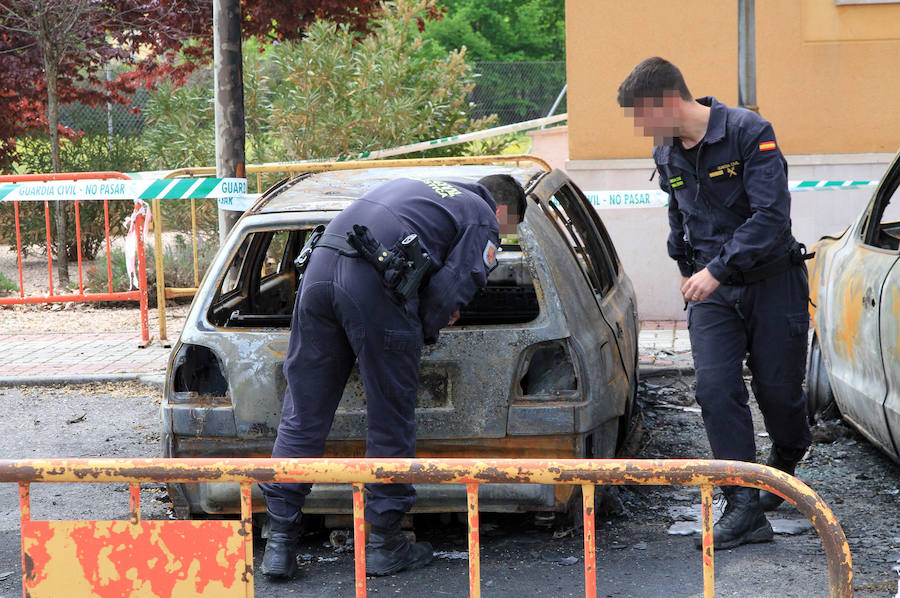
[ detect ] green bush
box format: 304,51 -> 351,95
86,233 -> 219,306
0,270 -> 17,293
138,0 -> 496,168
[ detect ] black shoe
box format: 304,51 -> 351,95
260,508 -> 302,579
366,524 -> 434,576
759,445 -> 807,511
695,487 -> 773,550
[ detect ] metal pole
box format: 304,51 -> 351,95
106,63 -> 113,154
213,0 -> 245,243
738,0 -> 757,110
542,84 -> 567,128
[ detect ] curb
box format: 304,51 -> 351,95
0,373 -> 165,389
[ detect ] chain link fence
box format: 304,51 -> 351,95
469,61 -> 567,126
58,61 -> 567,139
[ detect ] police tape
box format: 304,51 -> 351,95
0,177 -> 248,203
586,180 -> 878,210
0,173 -> 877,213
250,113 -> 569,167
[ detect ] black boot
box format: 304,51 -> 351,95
260,508 -> 301,579
695,486 -> 773,550
759,445 -> 807,511
366,524 -> 434,576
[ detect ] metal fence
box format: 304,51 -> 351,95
1,457 -> 853,598
469,61 -> 567,125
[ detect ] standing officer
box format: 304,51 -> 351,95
259,174 -> 525,578
617,57 -> 812,549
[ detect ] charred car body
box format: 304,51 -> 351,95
807,149 -> 900,464
162,157 -> 639,518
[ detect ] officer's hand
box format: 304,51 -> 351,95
682,268 -> 719,302
448,310 -> 461,326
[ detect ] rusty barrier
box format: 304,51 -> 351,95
0,172 -> 151,344
151,155 -> 552,342
0,457 -> 852,598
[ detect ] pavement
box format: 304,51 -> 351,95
0,320 -> 692,386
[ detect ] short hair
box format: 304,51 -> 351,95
478,174 -> 526,223
617,57 -> 692,108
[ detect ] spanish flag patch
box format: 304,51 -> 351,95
759,141 -> 777,151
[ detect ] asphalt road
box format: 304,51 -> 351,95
0,378 -> 898,597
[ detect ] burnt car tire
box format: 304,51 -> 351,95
806,332 -> 838,423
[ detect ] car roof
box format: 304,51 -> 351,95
253,164 -> 545,214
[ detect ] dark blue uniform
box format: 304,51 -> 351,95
260,178 -> 500,527
655,97 -> 812,462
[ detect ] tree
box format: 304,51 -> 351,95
140,0 -> 493,167
0,0 -> 211,283
422,0 -> 565,62
0,0 -> 379,282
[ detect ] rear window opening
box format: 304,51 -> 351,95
208,229 -> 540,329
208,228 -> 309,328
455,251 -> 540,326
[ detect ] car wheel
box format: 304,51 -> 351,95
807,332 -> 838,423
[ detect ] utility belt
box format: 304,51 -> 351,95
690,241 -> 814,285
294,224 -> 434,303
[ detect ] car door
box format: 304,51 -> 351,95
530,170 -> 633,406
874,152 -> 900,460
822,150 -> 900,456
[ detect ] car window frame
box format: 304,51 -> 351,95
540,182 -> 617,298
861,153 -> 900,251
208,225 -> 308,326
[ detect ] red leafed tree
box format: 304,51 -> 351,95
0,0 -> 378,283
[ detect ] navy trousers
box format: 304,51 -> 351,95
688,264 -> 812,462
260,248 -> 423,528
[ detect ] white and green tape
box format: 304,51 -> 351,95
585,180 -> 878,210
0,177 -> 248,204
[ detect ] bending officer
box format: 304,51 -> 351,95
259,174 -> 525,578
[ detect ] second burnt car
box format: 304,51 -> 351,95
161,156 -> 639,518
807,148 -> 900,464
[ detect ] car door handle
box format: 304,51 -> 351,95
863,289 -> 877,309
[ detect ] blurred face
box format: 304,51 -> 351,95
495,205 -> 519,236
624,91 -> 681,145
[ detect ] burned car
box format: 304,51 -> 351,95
162,157 -> 639,518
807,148 -> 900,464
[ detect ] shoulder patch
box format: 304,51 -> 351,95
483,240 -> 498,272
759,141 -> 776,152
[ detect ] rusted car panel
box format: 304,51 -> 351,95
161,159 -> 639,516
808,149 -> 900,463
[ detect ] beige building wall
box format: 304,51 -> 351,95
566,0 -> 900,160
757,0 -> 900,154
566,0 -> 738,160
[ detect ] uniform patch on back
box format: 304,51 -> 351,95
413,178 -> 462,198
483,240 -> 498,272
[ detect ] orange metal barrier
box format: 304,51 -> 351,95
0,458 -> 853,598
0,172 -> 151,345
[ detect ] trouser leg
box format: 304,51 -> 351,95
745,265 -> 813,453
332,260 -> 424,528
260,272 -> 356,518
688,288 -> 755,462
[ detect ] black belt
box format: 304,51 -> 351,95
315,233 -> 359,257
727,243 -> 814,285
